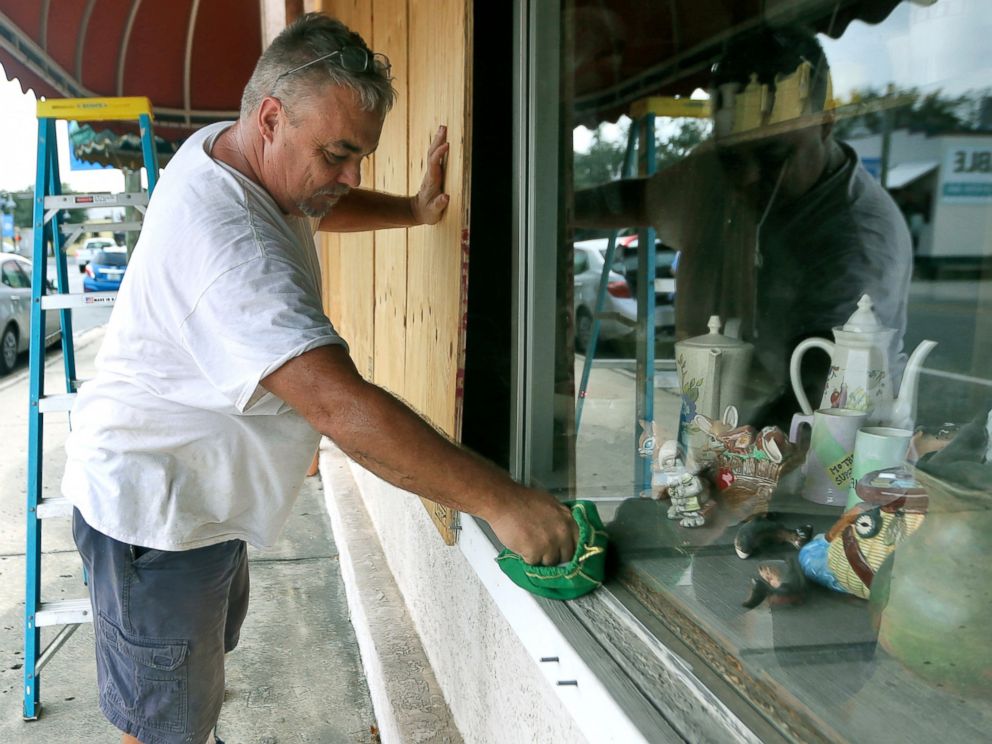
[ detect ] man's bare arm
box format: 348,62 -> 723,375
318,125 -> 450,233
261,345 -> 578,565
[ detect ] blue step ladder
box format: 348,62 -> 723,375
24,96 -> 159,721
575,96 -> 709,497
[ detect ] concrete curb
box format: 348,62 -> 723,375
318,442 -> 462,744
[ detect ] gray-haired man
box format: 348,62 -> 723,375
65,14 -> 577,744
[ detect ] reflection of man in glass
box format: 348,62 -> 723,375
577,27 -> 912,428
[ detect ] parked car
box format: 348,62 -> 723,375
75,236 -> 119,273
573,236 -> 677,353
1,252 -> 61,375
82,248 -> 128,292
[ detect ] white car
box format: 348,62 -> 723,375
75,236 -> 119,273
573,237 -> 677,352
1,252 -> 61,375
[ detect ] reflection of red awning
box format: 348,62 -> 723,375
0,0 -> 262,140
571,0 -> 904,124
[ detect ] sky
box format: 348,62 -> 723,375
0,66 -> 123,195
574,0 -> 992,153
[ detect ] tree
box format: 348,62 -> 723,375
10,184 -> 89,230
574,117 -> 711,190
833,86 -> 992,140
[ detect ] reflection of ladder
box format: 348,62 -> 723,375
575,96 -> 709,496
24,97 -> 159,721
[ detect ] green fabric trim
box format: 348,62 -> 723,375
495,501 -> 609,600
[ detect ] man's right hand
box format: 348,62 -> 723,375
486,488 -> 579,566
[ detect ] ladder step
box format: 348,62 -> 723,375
35,598 -> 92,627
41,291 -> 117,310
36,497 -> 73,520
44,192 -> 148,210
37,393 -> 76,413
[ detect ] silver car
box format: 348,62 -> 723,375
1,252 -> 61,375
573,238 -> 676,352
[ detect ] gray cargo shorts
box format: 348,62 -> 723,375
72,509 -> 249,744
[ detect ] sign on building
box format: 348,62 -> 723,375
940,144 -> 992,203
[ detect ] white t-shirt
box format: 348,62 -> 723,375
63,122 -> 347,551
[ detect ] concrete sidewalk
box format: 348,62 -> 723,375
0,329 -> 379,743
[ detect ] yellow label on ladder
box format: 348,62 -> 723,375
630,97 -> 711,120
36,96 -> 154,121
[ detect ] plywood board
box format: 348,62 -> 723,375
372,0 -> 409,396
405,0 -> 472,439
319,0 -> 470,545
321,0 -> 376,379
406,0 -> 472,545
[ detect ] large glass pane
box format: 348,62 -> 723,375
537,1 -> 992,740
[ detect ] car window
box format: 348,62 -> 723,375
92,251 -> 128,266
574,250 -> 590,274
1,260 -> 31,289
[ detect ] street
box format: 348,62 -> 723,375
0,256 -> 113,379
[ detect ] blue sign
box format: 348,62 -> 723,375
1,214 -> 13,239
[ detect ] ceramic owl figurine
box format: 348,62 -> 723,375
799,469 -> 929,599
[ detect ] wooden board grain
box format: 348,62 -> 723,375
321,0 -> 376,378
372,0 -> 409,396
318,0 -> 469,545
405,0 -> 471,437
405,0 -> 471,544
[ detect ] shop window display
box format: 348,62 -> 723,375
535,1 -> 992,740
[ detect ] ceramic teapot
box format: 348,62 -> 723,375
789,294 -> 936,428
675,316 -> 754,455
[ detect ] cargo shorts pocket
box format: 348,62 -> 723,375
98,612 -> 190,734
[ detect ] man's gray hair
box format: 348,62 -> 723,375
240,13 -> 395,119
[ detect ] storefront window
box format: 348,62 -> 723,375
524,1 -> 992,740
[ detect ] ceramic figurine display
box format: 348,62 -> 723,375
789,294 -> 937,428
798,468 -> 929,599
742,557 -> 807,609
734,515 -> 812,559
651,439 -> 709,527
674,316 -> 753,465
666,471 -> 711,528
694,406 -> 802,519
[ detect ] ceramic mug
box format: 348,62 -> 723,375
789,408 -> 867,506
845,426 -> 913,508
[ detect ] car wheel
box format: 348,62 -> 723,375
1,325 -> 18,376
575,309 -> 593,353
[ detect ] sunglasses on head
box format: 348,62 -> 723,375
276,46 -> 391,83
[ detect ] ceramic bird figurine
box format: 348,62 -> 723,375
734,515 -> 812,559
799,470 -> 928,599
742,557 -> 807,609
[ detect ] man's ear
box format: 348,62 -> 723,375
257,97 -> 283,144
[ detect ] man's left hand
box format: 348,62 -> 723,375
411,125 -> 450,225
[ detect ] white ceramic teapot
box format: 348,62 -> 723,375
789,294 -> 936,428
675,316 -> 754,423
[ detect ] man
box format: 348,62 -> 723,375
577,26 -> 912,428
63,14 -> 577,744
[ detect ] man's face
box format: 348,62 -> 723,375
715,124 -> 831,213
262,84 -> 384,218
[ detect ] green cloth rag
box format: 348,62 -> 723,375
495,500 -> 609,600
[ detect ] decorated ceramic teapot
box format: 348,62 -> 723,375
676,316 -> 753,422
789,294 -> 937,428
675,316 -> 754,457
